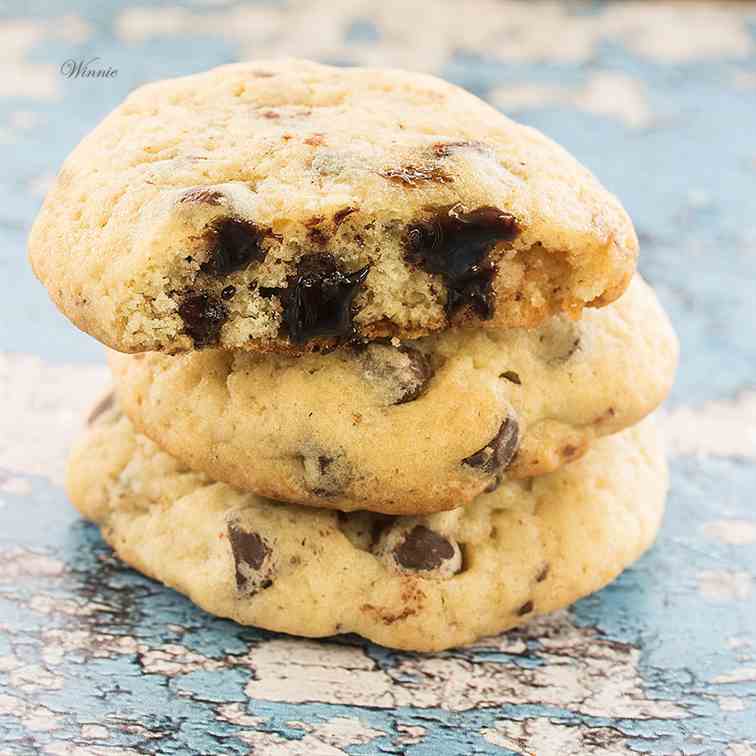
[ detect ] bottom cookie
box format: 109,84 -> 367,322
67,402 -> 667,652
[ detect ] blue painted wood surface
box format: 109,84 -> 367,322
1,2 -> 755,753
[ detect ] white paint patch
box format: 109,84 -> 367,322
288,717 -> 384,749
698,570 -> 753,602
0,547 -> 65,580
483,717 -> 636,755
40,627 -> 139,662
660,391 -> 756,460
0,693 -> 62,733
80,724 -> 109,739
8,664 -> 63,693
243,614 -> 687,720
493,71 -> 652,128
713,667 -> 756,685
139,643 -> 226,676
0,353 -> 109,485
30,594 -> 116,619
216,702 -> 267,728
395,723 -> 427,745
728,744 -> 756,756
703,520 -> 756,546
727,637 -> 752,651
44,743 -> 137,756
719,696 -> 749,712
0,656 -> 21,673
237,730 -> 349,756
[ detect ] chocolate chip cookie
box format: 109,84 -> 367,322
30,59 -> 637,354
67,402 -> 666,652
109,276 -> 677,514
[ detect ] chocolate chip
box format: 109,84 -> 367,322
336,511 -> 394,552
201,218 -> 266,277
536,564 -> 550,583
483,475 -> 502,494
178,293 -> 228,347
394,347 -> 433,403
312,455 -> 337,496
301,448 -> 351,497
500,370 -> 521,385
369,515 -> 394,549
221,285 -> 236,300
462,415 -> 520,474
87,392 -> 115,425
227,524 -> 272,593
307,227 -> 329,246
516,600 -> 534,616
333,206 -> 358,226
358,343 -> 434,405
381,166 -> 452,187
258,286 -> 277,298
279,254 -> 370,345
394,525 -> 455,571
404,204 -> 519,319
179,188 -> 225,205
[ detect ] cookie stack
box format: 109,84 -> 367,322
29,60 -> 678,652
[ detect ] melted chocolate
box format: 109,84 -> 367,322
404,204 -> 519,319
178,293 -> 228,347
280,254 -> 370,345
201,218 -> 266,277
333,206 -> 358,226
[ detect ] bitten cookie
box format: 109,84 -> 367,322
67,403 -> 666,652
109,276 -> 677,514
30,59 -> 637,355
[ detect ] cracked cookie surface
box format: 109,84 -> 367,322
30,59 -> 637,354
66,404 -> 666,652
109,276 -> 677,514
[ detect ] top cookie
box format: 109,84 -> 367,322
29,59 -> 637,354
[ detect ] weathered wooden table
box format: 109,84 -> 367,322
1,2 -> 755,753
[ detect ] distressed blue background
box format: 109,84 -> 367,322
1,1 -> 755,754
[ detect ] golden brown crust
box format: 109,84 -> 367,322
30,59 -> 637,354
67,407 -> 666,652
109,276 -> 677,514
